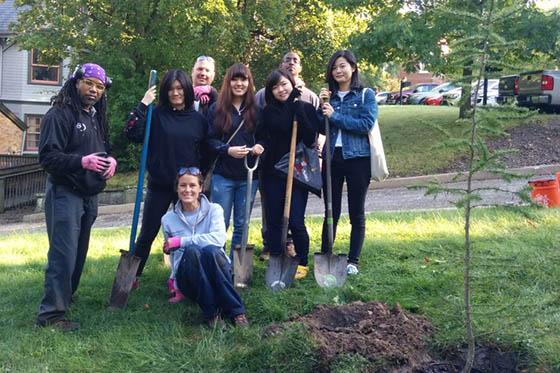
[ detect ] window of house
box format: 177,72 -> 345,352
24,115 -> 43,152
29,49 -> 61,85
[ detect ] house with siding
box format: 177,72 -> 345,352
0,0 -> 69,154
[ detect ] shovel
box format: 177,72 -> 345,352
233,154 -> 260,289
314,98 -> 347,288
265,119 -> 300,292
108,70 -> 157,309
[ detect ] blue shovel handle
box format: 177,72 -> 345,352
129,70 -> 157,255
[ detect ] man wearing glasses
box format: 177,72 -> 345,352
191,55 -> 218,115
36,63 -> 116,331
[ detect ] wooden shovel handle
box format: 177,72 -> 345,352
280,119 -> 298,252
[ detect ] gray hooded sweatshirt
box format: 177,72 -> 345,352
161,194 -> 227,280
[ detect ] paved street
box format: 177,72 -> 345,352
0,175 -> 533,236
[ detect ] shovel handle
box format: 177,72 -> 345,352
322,97 -> 334,254
129,70 -> 157,255
240,155 -> 259,253
280,119 -> 298,252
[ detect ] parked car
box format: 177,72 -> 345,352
408,82 -> 458,105
441,86 -> 464,106
471,79 -> 499,106
517,70 -> 560,113
386,83 -> 440,104
497,74 -> 519,105
375,91 -> 391,105
424,95 -> 444,105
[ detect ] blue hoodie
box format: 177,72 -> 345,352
161,194 -> 227,279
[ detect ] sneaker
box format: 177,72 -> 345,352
346,263 -> 359,275
168,288 -> 186,304
286,239 -> 296,258
131,277 -> 140,291
295,265 -> 309,280
233,314 -> 249,328
206,315 -> 225,329
37,319 -> 80,331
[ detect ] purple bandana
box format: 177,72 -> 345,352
82,63 -> 107,85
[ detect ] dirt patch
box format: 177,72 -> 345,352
264,301 -> 520,372
437,117 -> 560,174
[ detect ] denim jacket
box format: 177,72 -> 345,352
320,88 -> 378,159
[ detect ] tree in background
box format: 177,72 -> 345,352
12,0 -> 364,170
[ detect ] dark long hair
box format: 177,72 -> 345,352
158,69 -> 195,109
264,68 -> 297,106
50,77 -> 109,142
325,50 -> 363,93
215,63 -> 257,134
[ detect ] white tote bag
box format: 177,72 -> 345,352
362,89 -> 389,181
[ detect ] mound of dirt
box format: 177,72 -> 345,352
264,301 -> 520,372
436,118 -> 560,174
292,301 -> 434,371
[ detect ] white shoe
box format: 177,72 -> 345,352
346,263 -> 359,275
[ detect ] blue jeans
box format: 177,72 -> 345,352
175,245 -> 245,320
211,174 -> 258,255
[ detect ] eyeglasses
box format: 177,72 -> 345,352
82,78 -> 106,92
178,167 -> 202,176
196,55 -> 215,65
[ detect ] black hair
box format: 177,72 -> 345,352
50,77 -> 109,142
325,50 -> 363,93
264,68 -> 297,105
158,69 -> 195,109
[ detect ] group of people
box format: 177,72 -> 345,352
35,49 -> 378,331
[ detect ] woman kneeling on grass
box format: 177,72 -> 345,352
161,167 -> 248,327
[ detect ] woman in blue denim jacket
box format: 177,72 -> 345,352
319,50 -> 378,275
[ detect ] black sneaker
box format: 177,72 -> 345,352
37,319 -> 80,331
205,315 -> 225,329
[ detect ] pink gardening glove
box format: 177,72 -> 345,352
163,237 -> 182,254
103,156 -> 117,179
193,85 -> 212,104
81,153 -> 110,174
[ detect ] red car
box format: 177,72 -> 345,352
424,95 -> 444,105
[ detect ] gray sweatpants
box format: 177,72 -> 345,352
37,181 -> 98,324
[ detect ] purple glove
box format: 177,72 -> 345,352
103,156 -> 117,179
163,237 -> 181,254
194,85 -> 211,104
81,153 -> 110,173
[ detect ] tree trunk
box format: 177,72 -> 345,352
459,64 -> 473,118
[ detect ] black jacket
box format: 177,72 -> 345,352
207,103 -> 264,180
125,103 -> 208,190
261,90 -> 319,177
39,104 -> 110,196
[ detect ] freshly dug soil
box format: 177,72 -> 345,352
437,118 -> 560,174
264,301 -> 520,372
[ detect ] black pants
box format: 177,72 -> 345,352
262,174 -> 310,266
37,182 -> 98,324
321,148 -> 371,264
134,186 -> 177,276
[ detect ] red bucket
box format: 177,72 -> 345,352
528,178 -> 560,208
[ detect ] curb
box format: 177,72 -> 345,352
22,163 -> 560,223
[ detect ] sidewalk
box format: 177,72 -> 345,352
3,164 -> 558,235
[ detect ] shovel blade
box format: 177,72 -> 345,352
107,250 -> 142,310
313,252 -> 348,288
233,244 -> 254,290
265,254 -> 299,292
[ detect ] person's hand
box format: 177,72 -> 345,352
227,145 -> 250,159
81,153 -> 110,173
322,102 -> 334,118
252,144 -> 264,156
194,85 -> 212,104
163,237 -> 181,254
141,86 -> 157,106
319,88 -> 331,103
103,156 -> 117,179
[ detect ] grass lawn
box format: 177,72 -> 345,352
1,208 -> 559,371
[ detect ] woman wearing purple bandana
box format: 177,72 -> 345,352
36,62 -> 116,331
